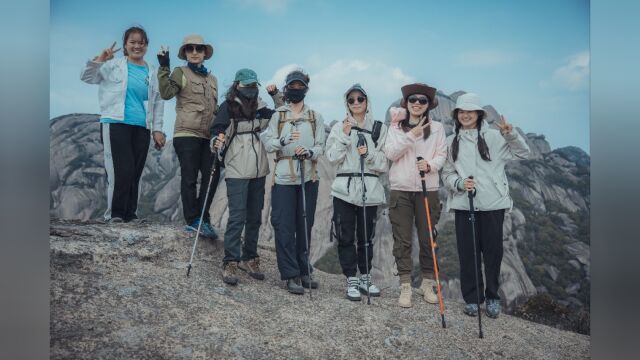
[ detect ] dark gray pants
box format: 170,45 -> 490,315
271,181 -> 319,280
332,197 -> 377,277
223,176 -> 266,264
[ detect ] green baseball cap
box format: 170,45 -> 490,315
234,68 -> 261,85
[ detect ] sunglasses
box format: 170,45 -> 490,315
347,96 -> 366,105
185,44 -> 206,53
407,95 -> 429,105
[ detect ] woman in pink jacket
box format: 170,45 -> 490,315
384,83 -> 447,308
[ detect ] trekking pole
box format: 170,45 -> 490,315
292,121 -> 313,300
186,133 -> 224,277
357,134 -> 371,305
467,175 -> 483,338
416,157 -> 446,328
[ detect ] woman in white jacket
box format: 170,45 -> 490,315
441,93 -> 530,318
325,84 -> 388,301
80,26 -> 165,223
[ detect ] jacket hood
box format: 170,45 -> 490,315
344,83 -> 373,124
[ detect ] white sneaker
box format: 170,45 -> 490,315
358,274 -> 381,297
346,277 -> 361,301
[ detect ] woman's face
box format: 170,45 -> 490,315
124,32 -> 147,61
185,44 -> 205,65
457,110 -> 479,129
347,90 -> 367,117
406,94 -> 429,117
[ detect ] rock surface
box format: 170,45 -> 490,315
50,220 -> 590,359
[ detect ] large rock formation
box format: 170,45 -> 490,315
49,91 -> 590,314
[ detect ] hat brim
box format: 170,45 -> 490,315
239,79 -> 261,86
452,104 -> 486,117
178,44 -> 214,60
401,83 -> 438,110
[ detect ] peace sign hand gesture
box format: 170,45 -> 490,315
496,115 -> 513,135
94,42 -> 121,63
157,45 -> 170,68
410,115 -> 431,137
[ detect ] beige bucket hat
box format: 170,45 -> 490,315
178,33 -> 214,60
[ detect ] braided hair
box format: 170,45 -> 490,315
451,109 -> 491,162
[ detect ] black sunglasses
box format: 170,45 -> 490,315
185,44 -> 206,53
347,96 -> 366,105
408,95 -> 429,105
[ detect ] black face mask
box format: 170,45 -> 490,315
284,88 -> 307,103
238,87 -> 258,99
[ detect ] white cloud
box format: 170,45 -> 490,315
232,0 -> 291,14
455,50 -> 516,67
268,59 -> 415,123
549,51 -> 589,91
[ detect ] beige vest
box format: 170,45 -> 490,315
174,66 -> 218,138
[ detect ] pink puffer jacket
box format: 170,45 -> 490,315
383,107 -> 447,192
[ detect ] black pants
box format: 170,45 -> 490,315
173,137 -> 221,225
271,181 -> 319,280
332,197 -> 377,277
455,209 -> 505,305
223,176 -> 266,263
101,123 -> 150,221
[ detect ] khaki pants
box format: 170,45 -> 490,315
389,190 -> 442,284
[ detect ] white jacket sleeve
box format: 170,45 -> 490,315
259,112 -> 285,153
441,146 -> 464,193
309,112 -> 325,160
365,123 -> 389,173
384,125 -> 417,161
499,129 -> 530,161
426,124 -> 447,171
80,59 -> 106,84
325,122 -> 351,165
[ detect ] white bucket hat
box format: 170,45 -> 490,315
178,33 -> 214,60
453,93 -> 486,116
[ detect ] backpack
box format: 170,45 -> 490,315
272,109 -> 319,183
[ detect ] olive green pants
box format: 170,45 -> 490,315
389,190 -> 442,284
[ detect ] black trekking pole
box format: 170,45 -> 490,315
467,176 -> 483,338
186,133 -> 224,277
416,156 -> 446,328
297,154 -> 313,300
357,133 -> 371,305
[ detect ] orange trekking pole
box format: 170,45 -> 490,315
417,156 -> 446,328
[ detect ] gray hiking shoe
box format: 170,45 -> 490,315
464,303 -> 479,317
486,299 -> 501,318
300,275 -> 318,289
286,277 -> 304,295
358,274 -> 380,297
346,277 -> 361,301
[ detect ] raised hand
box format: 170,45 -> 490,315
342,117 -> 353,135
410,115 -> 431,137
266,84 -> 278,95
157,45 -> 170,68
496,114 -> 513,135
95,41 -> 121,63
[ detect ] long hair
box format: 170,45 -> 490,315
451,109 -> 491,162
225,81 -> 258,120
122,26 -> 148,56
399,99 -> 431,140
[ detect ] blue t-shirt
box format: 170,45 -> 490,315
102,63 -> 149,128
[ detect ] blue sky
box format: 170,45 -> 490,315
50,0 -> 589,152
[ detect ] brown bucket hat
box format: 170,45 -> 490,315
400,83 -> 439,110
178,33 -> 214,60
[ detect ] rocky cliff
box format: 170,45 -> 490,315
49,91 -> 590,318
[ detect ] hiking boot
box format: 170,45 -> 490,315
346,277 -> 361,301
286,277 -> 304,295
185,218 -> 204,234
108,217 -> 124,224
201,220 -> 219,240
486,299 -> 501,318
300,275 -> 318,289
416,278 -> 438,304
398,283 -> 412,308
358,274 -> 380,297
463,303 -> 479,317
222,262 -> 239,286
238,257 -> 265,280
